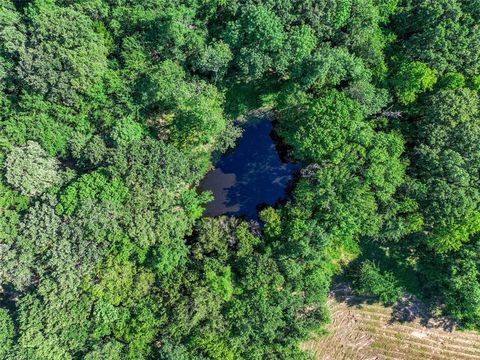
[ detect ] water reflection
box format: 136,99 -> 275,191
199,118 -> 300,219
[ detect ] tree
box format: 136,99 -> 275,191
195,41 -> 233,83
355,260 -> 403,304
392,61 -> 438,105
392,0 -> 480,77
224,4 -> 286,80
142,60 -> 226,146
111,118 -> 145,147
4,141 -> 60,196
57,171 -> 127,216
413,88 -> 480,252
0,309 -> 14,359
17,3 -> 108,104
292,0 -> 352,39
0,0 -> 26,92
440,72 -> 465,89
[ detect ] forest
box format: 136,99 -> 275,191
0,0 -> 479,359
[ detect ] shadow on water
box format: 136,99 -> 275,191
199,116 -> 301,220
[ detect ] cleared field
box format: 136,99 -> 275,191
302,287 -> 480,360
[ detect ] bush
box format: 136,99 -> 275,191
355,260 -> 402,305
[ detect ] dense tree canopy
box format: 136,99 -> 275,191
0,0 -> 479,358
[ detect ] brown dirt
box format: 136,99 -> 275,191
302,285 -> 480,360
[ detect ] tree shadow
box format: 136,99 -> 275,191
389,295 -> 431,326
330,282 -> 458,333
330,283 -> 378,307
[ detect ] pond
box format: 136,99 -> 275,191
199,116 -> 301,219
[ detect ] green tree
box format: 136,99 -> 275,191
57,171 -> 127,216
392,61 -> 437,105
414,88 -> 480,252
394,0 -> 480,77
0,309 -> 14,359
355,260 -> 403,304
196,41 -> 233,83
4,141 -> 60,196
225,4 -> 286,80
17,3 -> 108,104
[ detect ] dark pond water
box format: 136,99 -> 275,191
199,118 -> 301,219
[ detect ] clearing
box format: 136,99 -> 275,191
302,285 -> 480,360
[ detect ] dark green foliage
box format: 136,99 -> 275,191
383,0 -> 480,329
225,4 -> 287,80
0,309 -> 13,358
392,0 -> 480,77
355,260 -> 403,305
414,88 -> 480,252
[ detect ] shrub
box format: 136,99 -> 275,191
356,260 -> 402,305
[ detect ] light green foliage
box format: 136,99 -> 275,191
3,94 -> 79,156
393,61 -> 437,104
375,0 -> 399,22
205,264 -> 233,301
225,4 -> 286,79
17,3 -> 108,104
4,141 -> 60,196
196,40 -> 233,82
287,25 -> 317,64
430,212 -> 480,253
279,90 -> 367,163
289,46 -> 389,114
181,189 -> 213,220
440,72 -> 466,89
259,207 -> 282,238
144,60 -> 226,146
173,81 -> 226,146
57,171 -> 128,216
14,282 -> 93,360
111,118 -> 145,146
89,260 -> 155,307
279,90 -> 406,204
473,75 -> 480,91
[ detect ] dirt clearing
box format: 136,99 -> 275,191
302,286 -> 480,360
